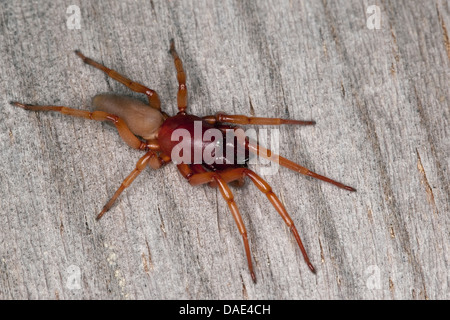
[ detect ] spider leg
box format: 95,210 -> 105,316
11,102 -> 146,150
189,164 -> 244,188
74,50 -> 161,110
96,150 -> 162,220
169,39 -> 188,113
204,117 -> 355,191
218,168 -> 316,273
202,113 -> 315,126
246,139 -> 356,191
190,164 -> 215,188
177,164 -> 256,283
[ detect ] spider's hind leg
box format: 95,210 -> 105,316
11,102 -> 146,150
74,50 -> 161,110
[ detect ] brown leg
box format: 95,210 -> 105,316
143,139 -> 171,169
74,51 -> 161,110
246,139 -> 356,192
218,168 -> 316,273
189,163 -> 245,188
190,164 -> 214,187
202,113 -> 316,126
159,152 -> 172,164
189,164 -> 245,188
208,124 -> 355,191
96,150 -> 159,220
169,39 -> 188,113
11,102 -> 147,150
177,164 -> 256,282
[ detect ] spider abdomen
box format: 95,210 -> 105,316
92,94 -> 164,140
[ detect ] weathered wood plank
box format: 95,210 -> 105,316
0,0 -> 448,299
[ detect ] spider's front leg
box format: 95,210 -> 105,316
203,112 -> 356,191
202,113 -> 316,126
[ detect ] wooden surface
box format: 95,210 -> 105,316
0,1 -> 448,300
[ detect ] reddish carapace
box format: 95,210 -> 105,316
11,40 -> 356,283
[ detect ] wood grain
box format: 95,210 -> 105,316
0,0 -> 448,299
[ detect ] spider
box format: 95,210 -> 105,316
11,39 -> 356,283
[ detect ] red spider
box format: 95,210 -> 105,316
11,40 -> 356,283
